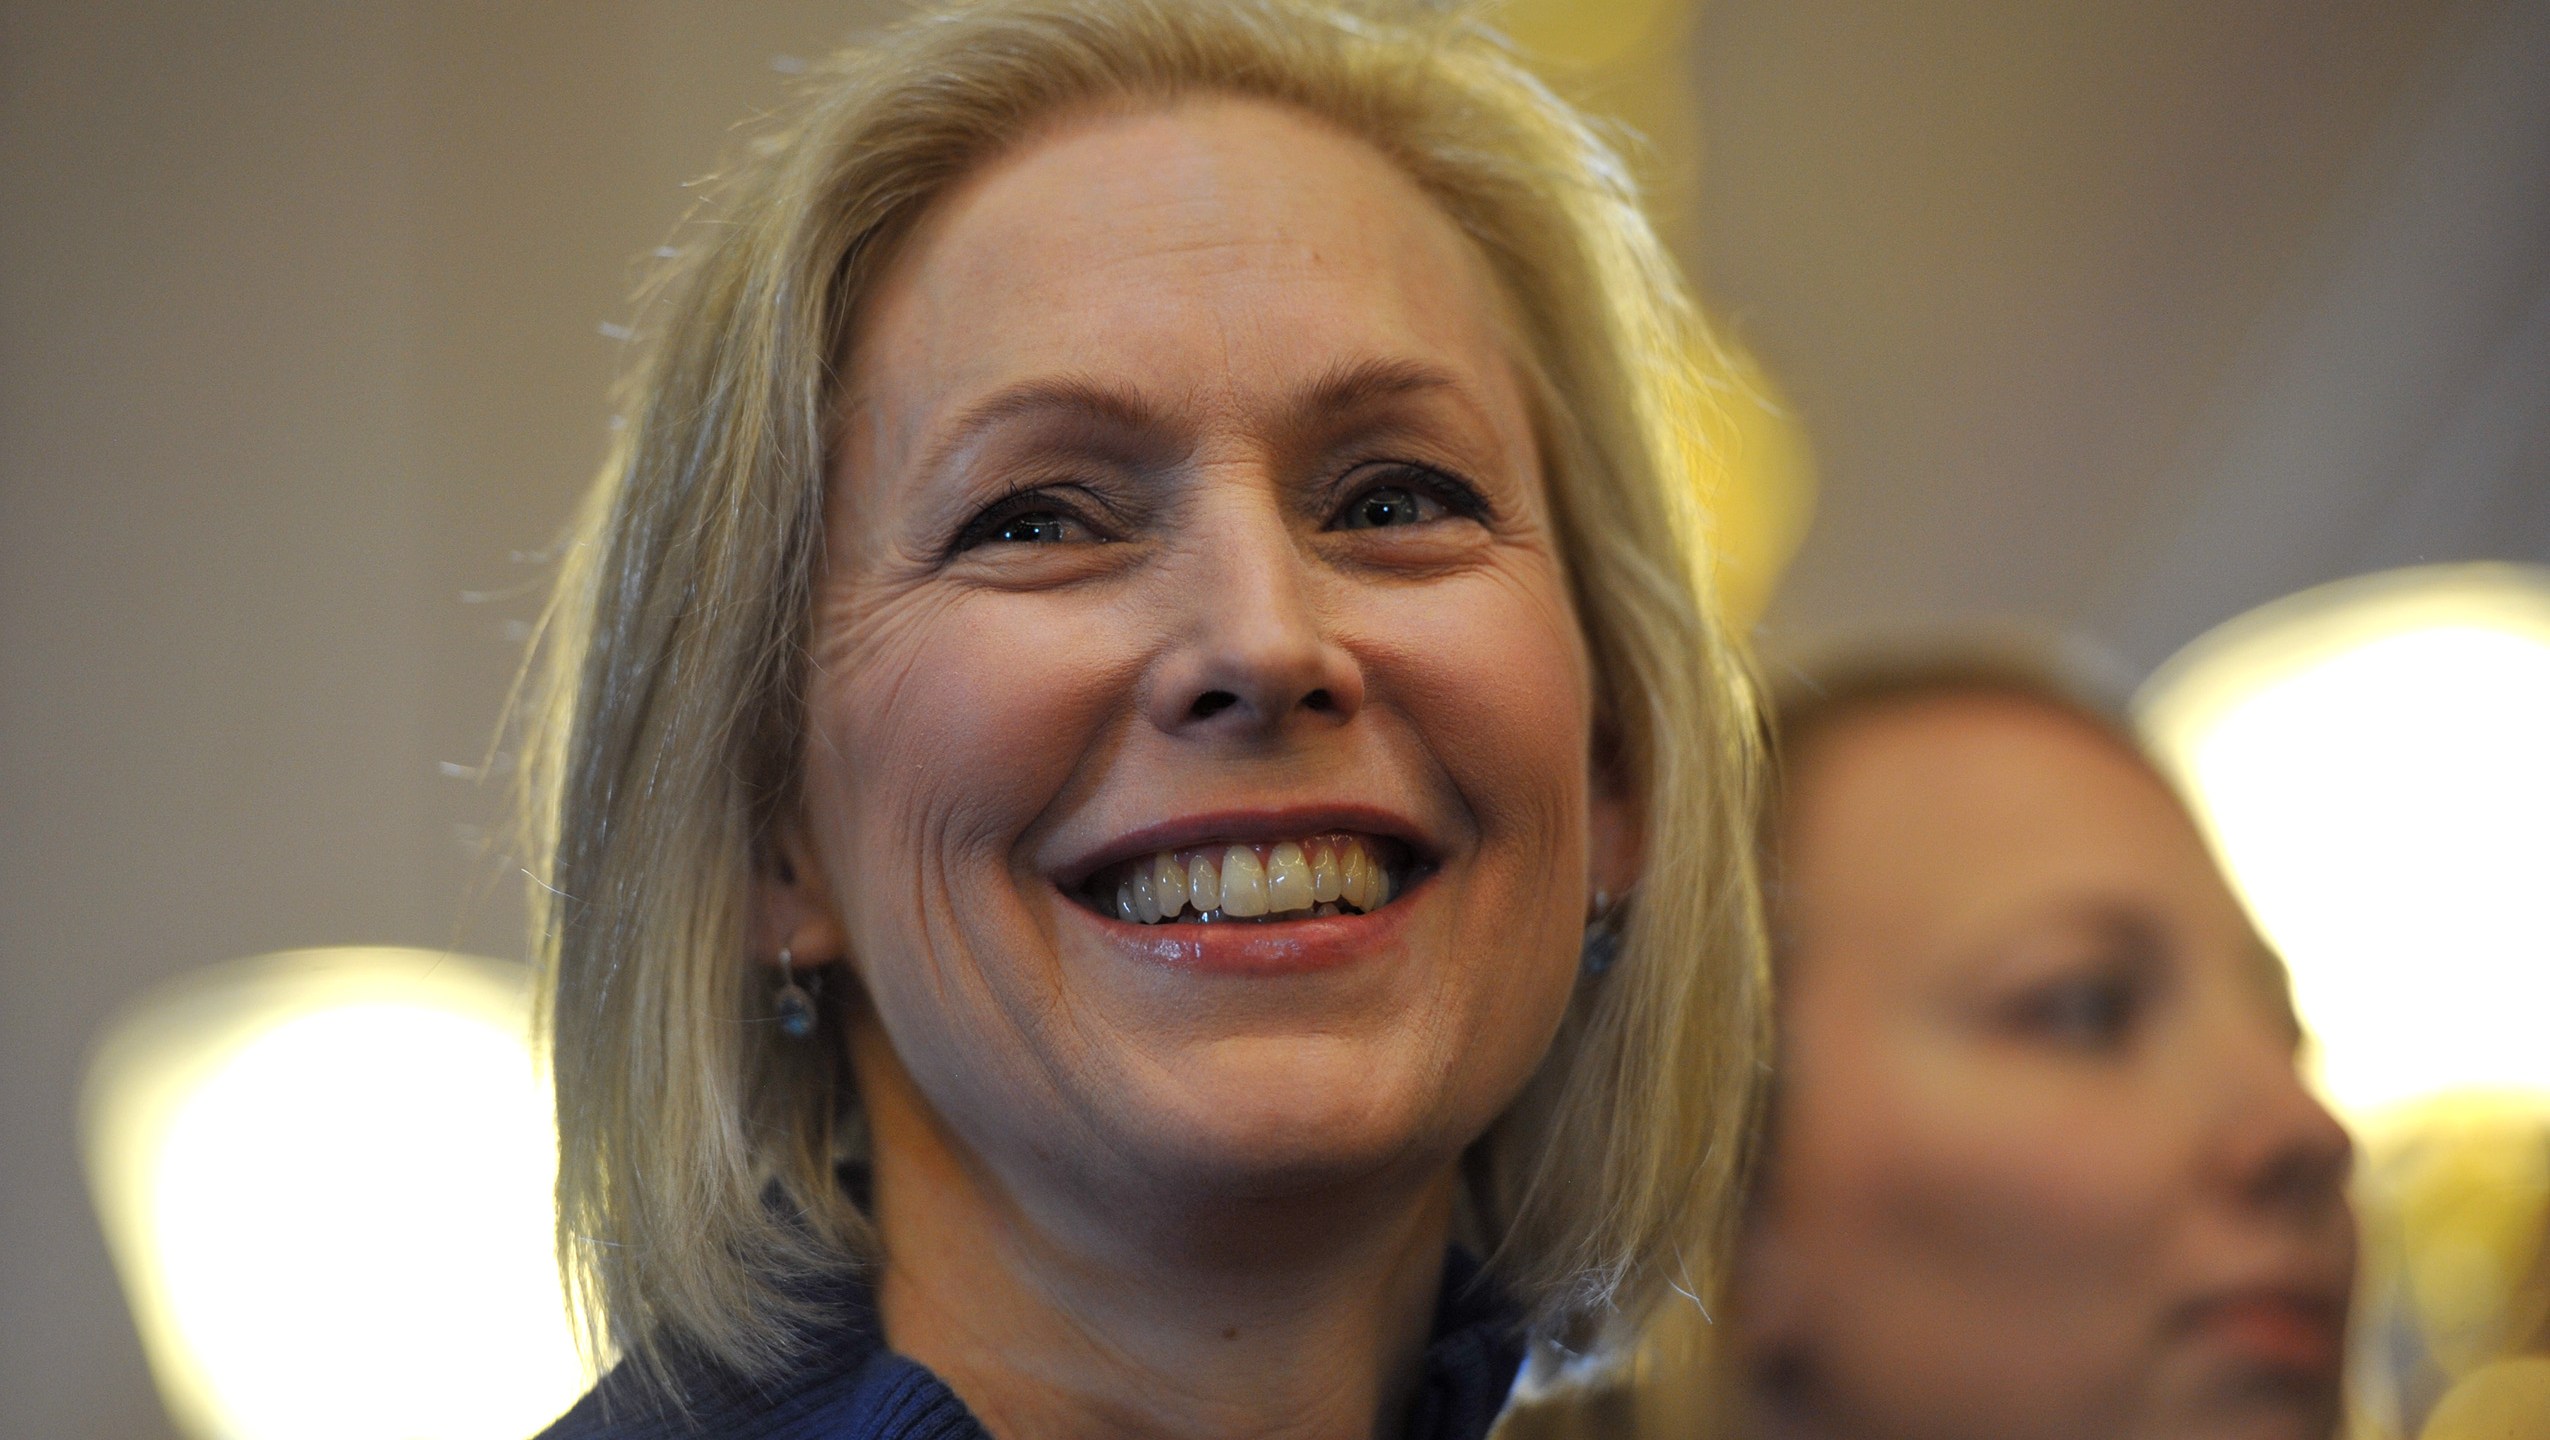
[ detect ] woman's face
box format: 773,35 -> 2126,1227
784,98 -> 1627,1214
1744,695 -> 2355,1440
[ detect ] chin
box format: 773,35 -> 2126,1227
1115,1032 -> 1477,1199
2198,1395 -> 2342,1440
2142,1372 -> 2343,1440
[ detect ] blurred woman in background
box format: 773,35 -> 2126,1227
1513,657 -> 2357,1439
1738,660 -> 2355,1439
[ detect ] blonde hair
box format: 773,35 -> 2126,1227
526,0 -> 1768,1404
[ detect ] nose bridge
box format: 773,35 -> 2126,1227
1142,460 -> 1362,738
1196,474 -> 1316,626
2204,991 -> 2355,1217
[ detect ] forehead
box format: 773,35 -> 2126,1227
1781,695 -> 2230,951
841,95 -> 1529,447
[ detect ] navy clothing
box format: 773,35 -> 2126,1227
535,1248 -> 1526,1439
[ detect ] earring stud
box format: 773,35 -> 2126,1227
1580,890 -> 1624,979
773,946 -> 817,1039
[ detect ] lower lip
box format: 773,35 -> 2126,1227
1060,879 -> 1421,976
2186,1297 -> 2343,1377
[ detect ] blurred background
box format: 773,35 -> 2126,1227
3,0 -> 2544,1436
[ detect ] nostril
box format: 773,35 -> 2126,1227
1191,691 -> 1239,720
1303,688 -> 1334,713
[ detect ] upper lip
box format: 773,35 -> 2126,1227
1048,803 -> 1438,893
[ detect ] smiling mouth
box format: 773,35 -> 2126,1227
1076,832 -> 1420,925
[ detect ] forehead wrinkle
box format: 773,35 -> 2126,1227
851,98 -> 1537,492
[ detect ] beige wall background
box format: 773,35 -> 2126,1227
1,7 -> 879,1433
4,2 -> 2538,1434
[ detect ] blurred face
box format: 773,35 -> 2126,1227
1742,695 -> 2356,1440
786,99 -> 1626,1217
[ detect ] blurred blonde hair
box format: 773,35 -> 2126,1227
525,0 -> 1768,1404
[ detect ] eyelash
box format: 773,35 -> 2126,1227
948,482 -> 1115,555
1998,918 -> 2167,1055
2010,970 -> 2145,1051
1336,462 -> 1491,528
946,460 -> 1491,556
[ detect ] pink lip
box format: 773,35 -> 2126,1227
1048,803 -> 1436,892
1062,871 -> 1423,975
2174,1288 -> 2346,1378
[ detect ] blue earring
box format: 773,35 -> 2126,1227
773,946 -> 818,1039
1581,891 -> 1623,979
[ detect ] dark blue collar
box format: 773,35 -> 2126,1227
539,1247 -> 1526,1439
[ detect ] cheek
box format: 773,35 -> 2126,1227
1867,1089 -> 2170,1281
1751,1021 -> 2200,1428
804,582 -> 1130,960
1773,1011 -> 2185,1341
1367,557 -> 1593,851
1356,559 -> 1593,1102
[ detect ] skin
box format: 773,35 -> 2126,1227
1738,693 -> 2357,1440
753,98 -> 1638,1440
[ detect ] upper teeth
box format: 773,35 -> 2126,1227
1101,834 -> 1396,925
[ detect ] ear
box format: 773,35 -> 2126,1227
1586,726 -> 1644,910
749,811 -> 849,971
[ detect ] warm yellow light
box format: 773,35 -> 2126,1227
82,948 -> 587,1440
1497,0 -> 1690,75
1693,342 -> 1818,627
2138,564 -> 2550,1120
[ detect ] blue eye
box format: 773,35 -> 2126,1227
954,490 -> 1107,553
1337,484 -> 1444,530
1990,912 -> 2164,1055
2016,975 -> 2142,1050
986,511 -> 1084,545
1330,466 -> 1486,532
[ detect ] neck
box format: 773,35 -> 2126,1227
855,1026 -> 1457,1440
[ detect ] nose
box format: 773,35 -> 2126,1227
1140,487 -> 1364,741
2213,1025 -> 2355,1225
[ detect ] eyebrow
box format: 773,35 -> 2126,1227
913,355 -> 1471,485
1291,355 -> 1464,419
913,374 -> 1158,484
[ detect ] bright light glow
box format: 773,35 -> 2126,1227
82,948 -> 587,1440
2138,564 -> 2550,1120
1500,0 -> 1688,73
